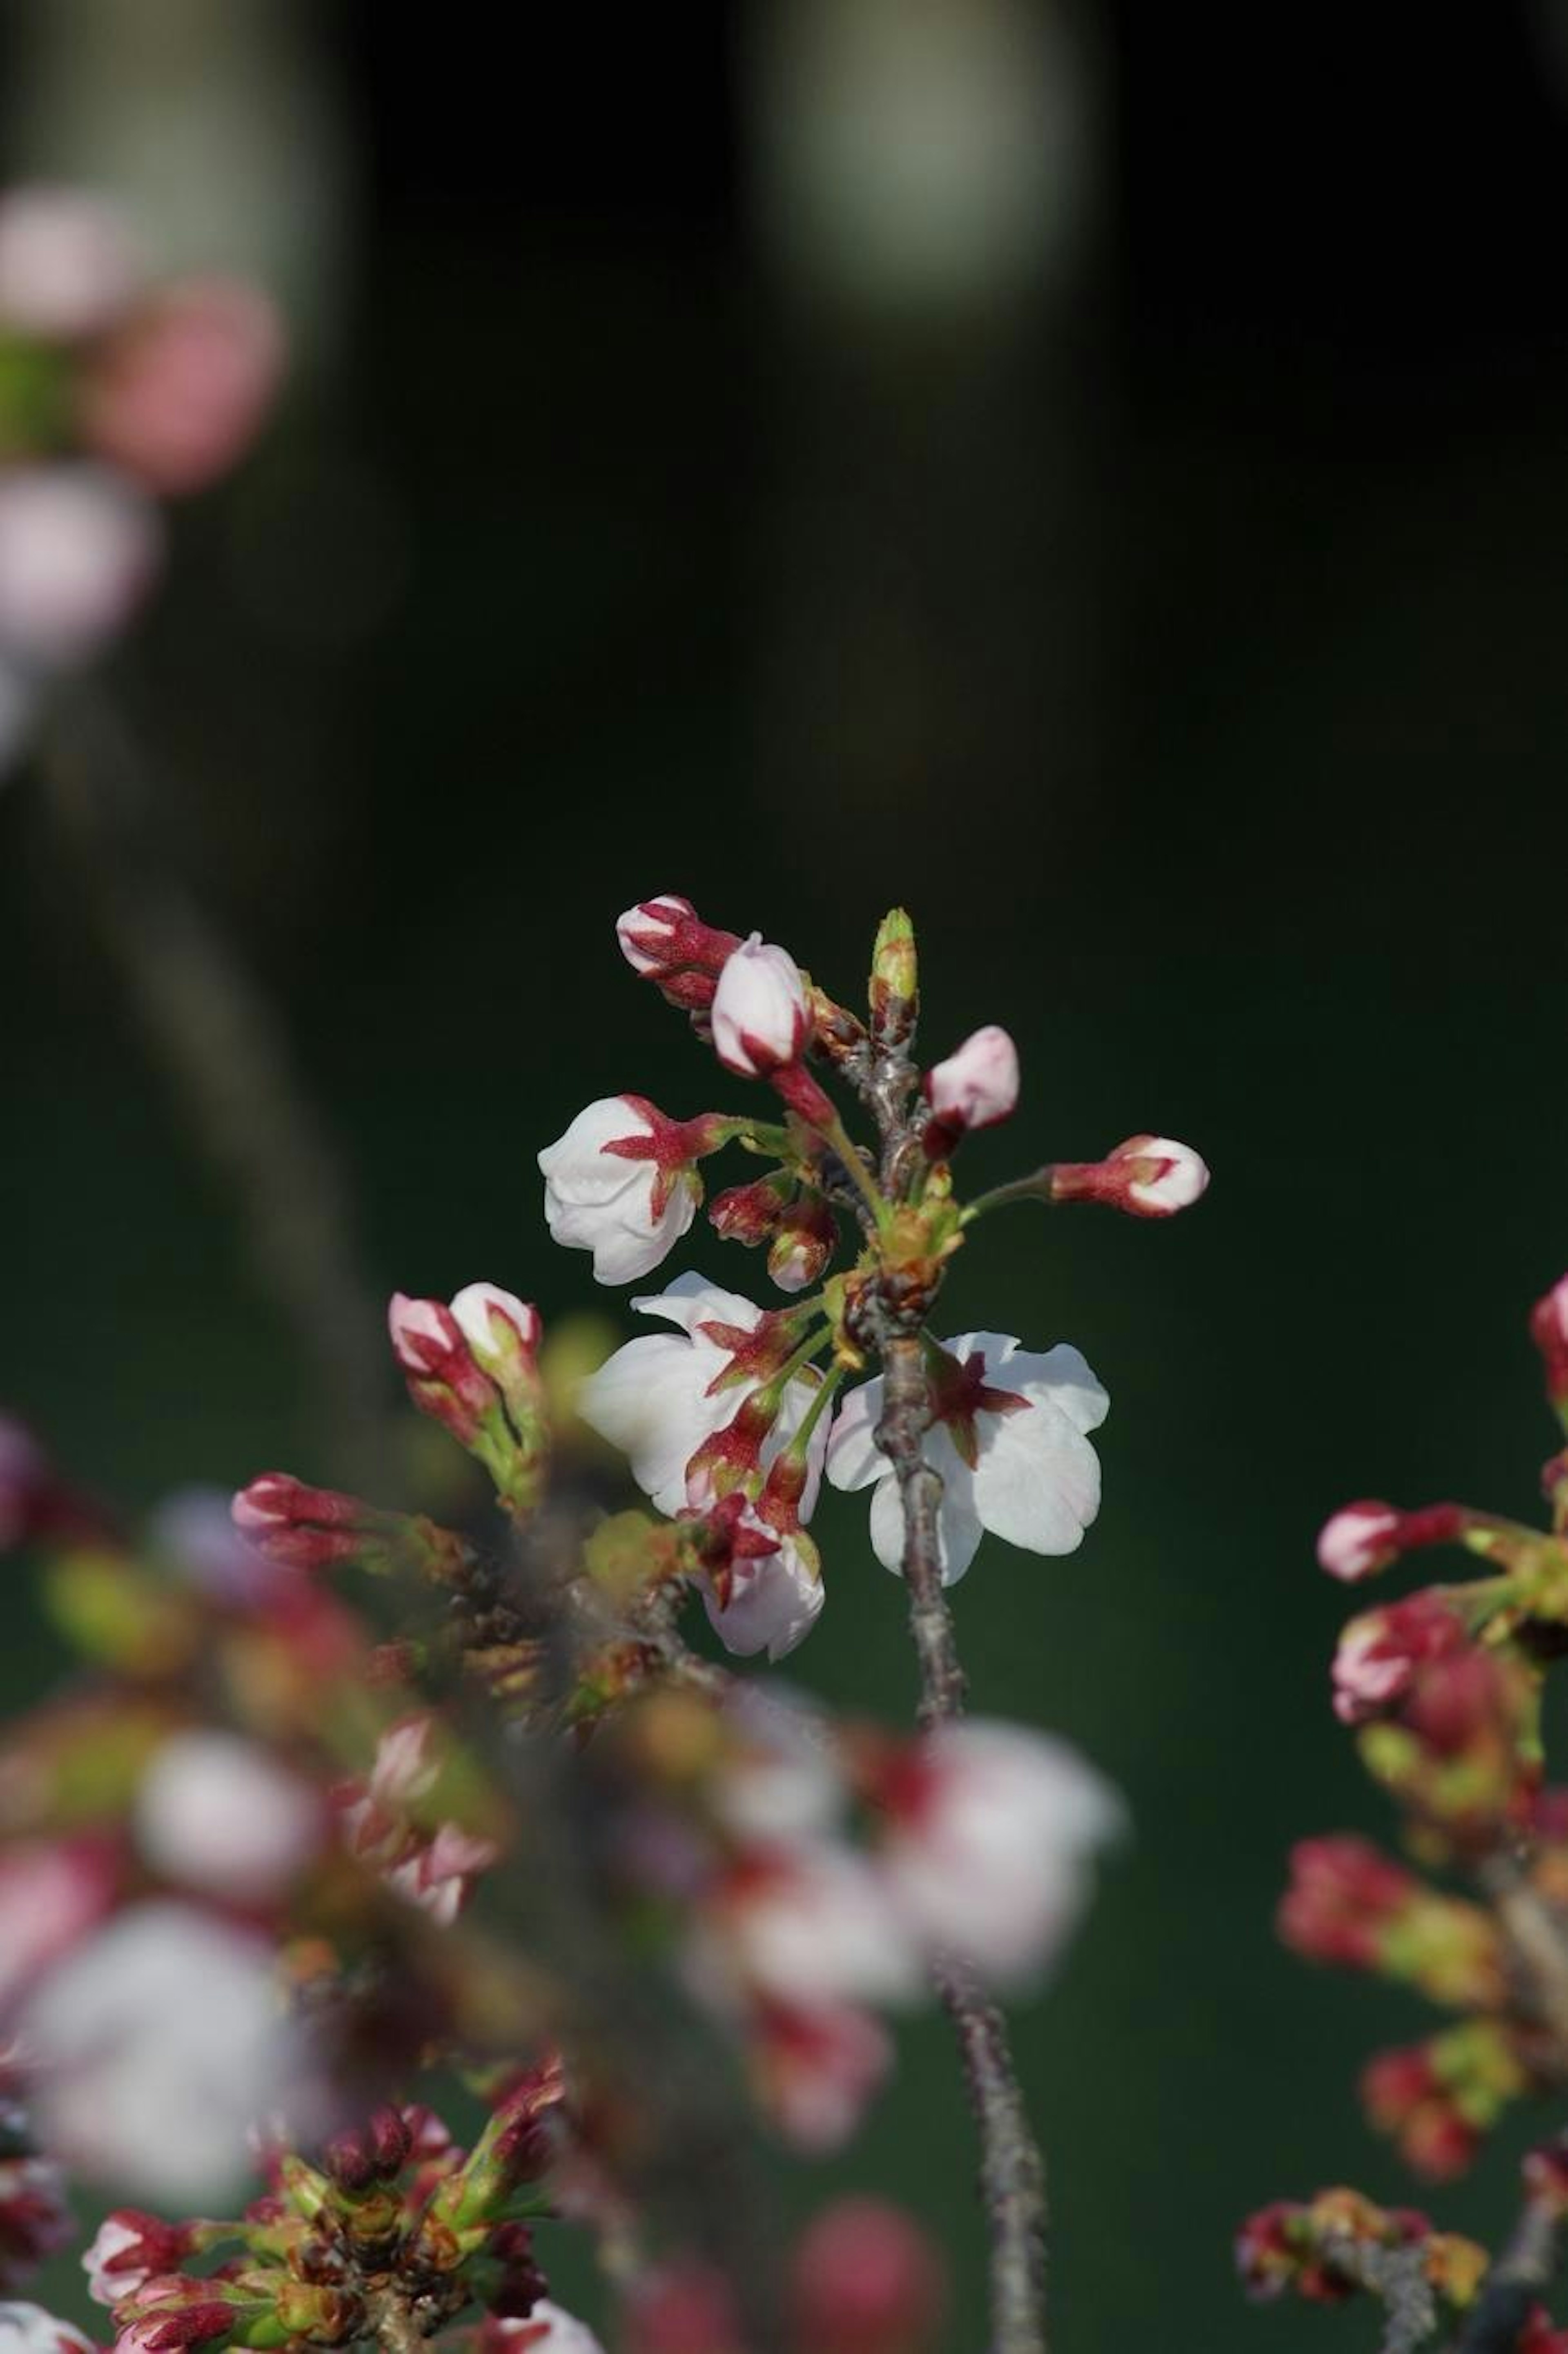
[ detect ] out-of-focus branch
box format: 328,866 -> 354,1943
1456,2174 -> 1566,2354
38,686 -> 391,1488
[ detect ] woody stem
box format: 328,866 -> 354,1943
876,1327 -> 1049,2354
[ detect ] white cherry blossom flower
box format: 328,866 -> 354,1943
826,1331 -> 1107,1584
133,1730 -> 321,1904
18,1900 -> 316,2203
710,935 -> 811,1076
703,1509 -> 825,1662
539,1097 -> 707,1285
577,1272 -> 829,1518
0,2304 -> 95,2354
0,187 -> 140,340
691,1846 -> 922,2013
877,1720 -> 1124,1987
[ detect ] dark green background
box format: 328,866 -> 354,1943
7,7 -> 1568,2344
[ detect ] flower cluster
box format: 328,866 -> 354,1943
0,183 -> 282,761
0,896 -> 1207,2354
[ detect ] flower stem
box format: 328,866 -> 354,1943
960,1170 -> 1056,1225
877,1328 -> 1049,2354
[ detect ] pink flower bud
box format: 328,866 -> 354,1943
1317,1500 -> 1470,1583
0,187 -> 141,340
83,2213 -> 199,2309
768,1191 -> 835,1294
924,1026 -> 1019,1139
388,1292 -> 496,1442
0,465 -> 161,669
80,277 -> 284,497
450,1282 -> 541,1363
616,895 -> 742,1010
1331,1591 -> 1468,1727
1276,1836 -> 1417,1968
791,2199 -> 947,2354
231,1472 -> 370,1569
1049,1134 -> 1209,1218
711,935 -> 812,1078
0,2153 -> 73,2280
1533,1275 -> 1568,1406
1317,1502 -> 1402,1582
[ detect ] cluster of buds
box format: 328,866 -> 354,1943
0,183 -> 283,756
85,2077 -> 576,2354
1241,1278 -> 1568,2337
1236,2186 -> 1486,2316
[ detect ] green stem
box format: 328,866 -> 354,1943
819,1110 -> 890,1229
960,1170 -> 1055,1225
782,1360 -> 846,1463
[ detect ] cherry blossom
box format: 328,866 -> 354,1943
925,1025 -> 1019,1135
17,1900 -> 315,2202
826,1332 -> 1108,1583
0,2305 -> 95,2354
710,935 -> 811,1077
876,1721 -> 1124,1987
132,1730 -> 321,1905
539,1098 -> 715,1285
478,2301 -> 607,2354
577,1273 -> 830,1518
702,1508 -> 825,1661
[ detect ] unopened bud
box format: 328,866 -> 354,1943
768,1193 -> 835,1294
923,1026 -> 1018,1150
616,895 -> 742,1011
1049,1134 -> 1209,1218
868,908 -> 918,1052
1533,1275 -> 1568,1415
711,935 -> 812,1079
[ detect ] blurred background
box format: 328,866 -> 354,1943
6,1 -> 1568,2344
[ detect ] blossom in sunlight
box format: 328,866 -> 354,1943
578,1272 -> 829,1518
18,1900 -> 314,2204
827,1333 -> 1107,1583
539,1098 -> 722,1285
701,1506 -> 825,1663
874,1721 -> 1124,1987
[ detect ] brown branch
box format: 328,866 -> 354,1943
1456,2182 -> 1564,2354
876,1327 -> 1049,2354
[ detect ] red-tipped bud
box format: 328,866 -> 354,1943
1331,1591 -> 1469,1726
1048,1134 -> 1210,1218
709,1175 -> 791,1248
1534,1277 -> 1568,1410
1277,1837 -> 1417,1969
768,1192 -> 835,1294
388,1293 -> 496,1441
231,1473 -> 373,1569
711,935 -> 813,1079
1317,1500 -> 1470,1583
922,1026 -> 1019,1152
790,2199 -> 947,2354
616,896 -> 743,1010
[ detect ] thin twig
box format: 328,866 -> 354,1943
37,688 -> 391,1489
1456,2181 -> 1564,2353
876,1326 -> 1049,2354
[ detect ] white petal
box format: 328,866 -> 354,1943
536,1097 -> 651,1205
578,1334 -> 733,1513
824,1376 -> 887,1492
703,1538 -> 825,1661
628,1270 -> 762,1335
971,1399 -> 1101,1556
586,1186 -> 694,1286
